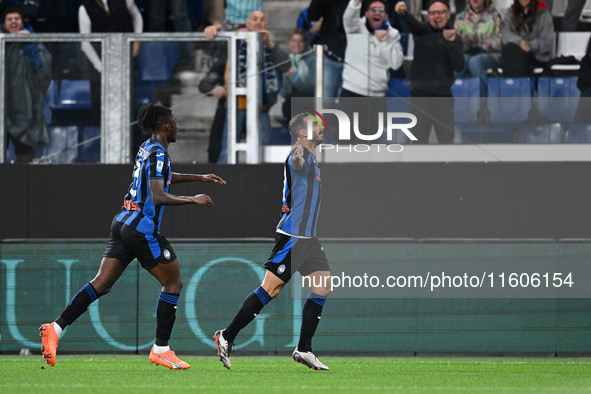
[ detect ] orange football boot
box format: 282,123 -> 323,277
149,347 -> 190,370
39,323 -> 59,366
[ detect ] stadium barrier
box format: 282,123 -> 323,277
1,239 -> 590,355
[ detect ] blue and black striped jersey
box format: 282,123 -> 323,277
276,148 -> 322,237
115,139 -> 171,236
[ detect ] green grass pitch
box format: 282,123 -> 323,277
1,354 -> 590,393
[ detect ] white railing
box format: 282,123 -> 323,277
0,32 -> 262,164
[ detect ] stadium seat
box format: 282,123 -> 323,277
536,77 -> 580,124
47,80 -> 92,110
552,32 -> 591,73
137,42 -> 180,83
386,78 -> 411,98
459,124 -> 514,143
567,123 -> 591,143
451,78 -> 481,124
386,78 -> 411,115
459,77 -> 534,143
452,77 -> 480,98
487,77 -> 534,124
451,78 -> 507,142
516,124 -> 563,143
45,79 -> 94,127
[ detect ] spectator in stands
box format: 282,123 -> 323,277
146,0 -> 195,71
0,0 -> 79,33
281,28 -> 316,119
198,24 -> 243,163
224,0 -> 262,29
574,36 -> 591,122
562,0 -> 586,31
204,0 -> 262,34
454,0 -> 502,95
79,0 -> 143,71
198,55 -> 227,164
500,0 -> 555,77
202,2 -> 263,72
395,0 -> 464,143
296,7 -> 323,46
2,7 -> 52,162
78,0 -> 143,126
307,0 -> 349,98
0,0 -> 40,27
385,0 -> 410,34
341,0 -> 403,97
205,10 -> 291,163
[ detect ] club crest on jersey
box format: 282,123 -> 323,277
277,264 -> 286,274
163,249 -> 171,260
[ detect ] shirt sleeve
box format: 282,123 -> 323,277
126,0 -> 144,33
79,6 -> 102,72
148,149 -> 168,179
343,0 -> 362,34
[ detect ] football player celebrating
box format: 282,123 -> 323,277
40,103 -> 226,369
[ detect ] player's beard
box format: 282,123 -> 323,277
312,131 -> 325,145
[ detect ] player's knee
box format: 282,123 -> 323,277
93,282 -> 113,297
164,279 -> 183,294
314,286 -> 331,297
268,286 -> 284,298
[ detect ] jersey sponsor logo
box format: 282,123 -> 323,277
277,264 -> 286,274
163,249 -> 171,260
123,200 -> 141,211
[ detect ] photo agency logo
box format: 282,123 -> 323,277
303,106 -> 418,153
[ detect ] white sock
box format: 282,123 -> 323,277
53,322 -> 63,337
152,344 -> 170,354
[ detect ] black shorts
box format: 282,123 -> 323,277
263,233 -> 330,283
103,219 -> 177,270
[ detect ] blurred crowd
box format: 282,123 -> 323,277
2,0 -> 591,161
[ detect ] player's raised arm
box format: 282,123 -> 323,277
149,179 -> 214,207
171,172 -> 226,184
291,138 -> 305,171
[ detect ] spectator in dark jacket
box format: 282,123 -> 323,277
395,0 -> 464,143
2,7 -> 52,162
307,0 -> 349,98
